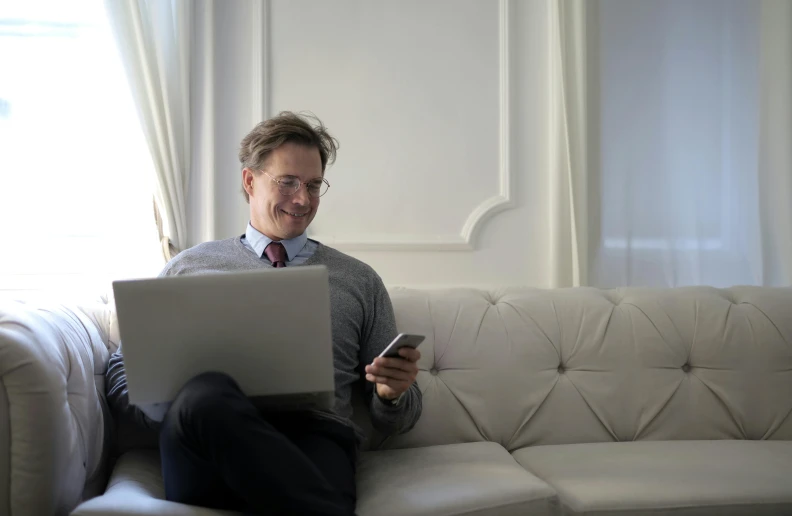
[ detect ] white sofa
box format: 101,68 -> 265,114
1,286 -> 791,516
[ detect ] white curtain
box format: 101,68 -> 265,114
555,0 -> 792,288
105,0 -> 192,261
757,0 -> 792,285
548,0 -> 588,287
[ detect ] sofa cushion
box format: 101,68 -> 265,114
74,443 -> 558,516
356,442 -> 559,516
385,287 -> 792,451
512,440 -> 792,515
71,451 -> 236,516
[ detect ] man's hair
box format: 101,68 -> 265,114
239,111 -> 339,202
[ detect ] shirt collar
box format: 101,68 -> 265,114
245,222 -> 307,262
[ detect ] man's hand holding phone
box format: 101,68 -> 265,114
365,334 -> 424,401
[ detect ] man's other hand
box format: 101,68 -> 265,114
365,347 -> 421,400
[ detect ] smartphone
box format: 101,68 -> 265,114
378,333 -> 425,358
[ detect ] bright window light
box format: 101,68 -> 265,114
0,0 -> 163,298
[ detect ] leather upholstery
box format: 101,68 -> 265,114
513,440 -> 792,515
386,286 -> 792,450
1,286 -> 790,515
356,442 -> 559,516
71,451 -> 237,516
75,443 -> 560,516
0,298 -> 113,516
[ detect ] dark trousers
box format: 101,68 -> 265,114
159,372 -> 357,516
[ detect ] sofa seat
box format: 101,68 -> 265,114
71,451 -> 237,516
73,442 -> 559,516
512,440 -> 792,516
356,442 -> 558,516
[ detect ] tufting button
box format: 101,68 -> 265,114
430,367 -> 439,376
557,364 -> 565,374
682,363 -> 691,373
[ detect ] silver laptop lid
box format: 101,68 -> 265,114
112,266 -> 334,405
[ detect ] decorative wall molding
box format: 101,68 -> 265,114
257,0 -> 514,251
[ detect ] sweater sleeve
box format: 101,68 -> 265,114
361,274 -> 423,435
105,263 -> 178,451
106,342 -> 162,451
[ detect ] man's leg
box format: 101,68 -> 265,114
271,414 -> 358,514
159,372 -> 354,515
158,408 -> 245,511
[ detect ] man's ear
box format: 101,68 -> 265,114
242,168 -> 255,196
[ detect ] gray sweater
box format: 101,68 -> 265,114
106,236 -> 422,450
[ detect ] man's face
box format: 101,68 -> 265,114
242,142 -> 323,241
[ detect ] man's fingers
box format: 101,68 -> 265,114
373,356 -> 419,373
398,347 -> 422,362
366,345 -> 423,398
365,374 -> 409,390
366,364 -> 413,381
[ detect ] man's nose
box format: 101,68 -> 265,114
292,184 -> 310,205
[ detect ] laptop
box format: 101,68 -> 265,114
112,265 -> 335,413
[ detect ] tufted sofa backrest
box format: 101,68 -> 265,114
384,286 -> 792,451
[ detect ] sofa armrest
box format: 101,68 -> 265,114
0,300 -> 111,516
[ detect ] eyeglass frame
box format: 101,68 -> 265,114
262,171 -> 330,198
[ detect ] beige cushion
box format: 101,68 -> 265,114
75,443 -> 559,516
21,285 -> 789,515
71,451 -> 236,516
512,440 -> 792,515
356,442 -> 558,516
385,287 -> 792,450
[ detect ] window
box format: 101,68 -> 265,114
591,0 -> 760,286
0,0 -> 162,297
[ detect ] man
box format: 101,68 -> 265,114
106,111 -> 423,516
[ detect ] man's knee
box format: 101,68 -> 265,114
182,371 -> 240,395
161,371 -> 244,442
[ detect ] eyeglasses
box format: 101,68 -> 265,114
263,172 -> 330,198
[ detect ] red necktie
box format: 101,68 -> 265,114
264,242 -> 287,268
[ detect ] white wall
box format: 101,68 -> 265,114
189,0 -> 553,288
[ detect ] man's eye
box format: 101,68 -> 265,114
279,177 -> 300,188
